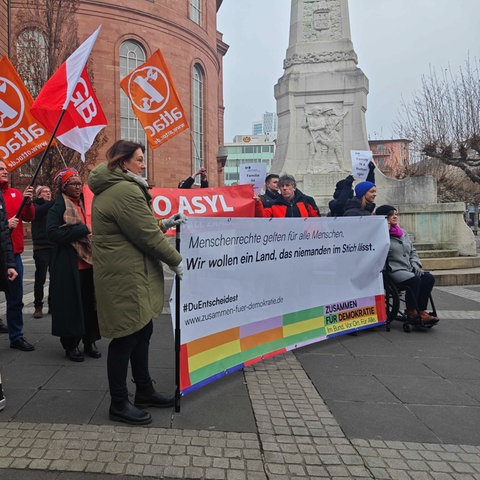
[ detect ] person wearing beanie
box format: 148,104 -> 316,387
32,185 -> 55,318
328,161 -> 376,216
376,205 -> 438,325
343,180 -> 377,216
47,168 -> 102,362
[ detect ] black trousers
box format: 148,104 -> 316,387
33,247 -> 53,308
60,268 -> 101,350
397,271 -> 435,311
107,320 -> 153,404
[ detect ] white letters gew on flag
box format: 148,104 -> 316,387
170,217 -> 390,344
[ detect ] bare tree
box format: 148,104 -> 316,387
11,0 -> 107,189
396,58 -> 480,184
14,0 -> 78,95
405,158 -> 480,204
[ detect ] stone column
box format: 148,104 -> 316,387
272,0 -> 369,207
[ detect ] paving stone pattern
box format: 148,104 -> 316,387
0,246 -> 479,479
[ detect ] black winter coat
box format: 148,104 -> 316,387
343,197 -> 376,216
47,193 -> 91,337
32,198 -> 55,250
259,189 -> 280,208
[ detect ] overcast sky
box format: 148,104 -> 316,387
217,0 -> 480,142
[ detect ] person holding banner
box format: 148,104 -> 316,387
178,167 -> 208,188
47,168 -> 101,362
376,205 -> 439,325
254,174 -> 320,218
88,140 -> 184,426
343,180 -> 377,216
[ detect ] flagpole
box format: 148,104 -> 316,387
14,108 -> 68,218
174,223 -> 182,412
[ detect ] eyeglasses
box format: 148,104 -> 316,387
66,182 -> 83,188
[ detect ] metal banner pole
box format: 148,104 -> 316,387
174,223 -> 181,412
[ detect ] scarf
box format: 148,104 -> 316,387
126,169 -> 150,189
389,224 -> 403,238
62,193 -> 92,265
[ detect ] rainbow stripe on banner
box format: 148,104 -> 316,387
180,293 -> 386,394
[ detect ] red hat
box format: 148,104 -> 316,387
54,168 -> 79,191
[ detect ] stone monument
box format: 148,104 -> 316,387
272,0 -> 476,255
272,0 -> 369,207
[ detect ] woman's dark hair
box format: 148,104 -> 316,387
106,140 -> 145,171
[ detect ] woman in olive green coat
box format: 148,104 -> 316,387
88,140 -> 183,426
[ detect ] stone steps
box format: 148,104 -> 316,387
417,249 -> 459,259
420,255 -> 480,286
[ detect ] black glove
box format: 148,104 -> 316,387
368,161 -> 376,171
344,175 -> 354,186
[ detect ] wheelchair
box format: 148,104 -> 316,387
383,273 -> 438,333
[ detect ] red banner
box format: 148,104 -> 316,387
83,184 -> 255,229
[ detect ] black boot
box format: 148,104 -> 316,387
134,381 -> 174,408
84,342 -> 102,359
109,399 -> 152,425
65,347 -> 84,362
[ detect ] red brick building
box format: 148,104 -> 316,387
369,138 -> 412,178
7,0 -> 228,188
0,0 -> 8,56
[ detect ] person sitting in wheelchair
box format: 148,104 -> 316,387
376,205 -> 439,325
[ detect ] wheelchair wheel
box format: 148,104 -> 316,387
383,275 -> 400,322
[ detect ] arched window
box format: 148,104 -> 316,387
120,40 -> 147,175
16,29 -> 48,97
192,64 -> 204,177
190,0 -> 202,25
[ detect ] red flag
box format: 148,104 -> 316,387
30,26 -> 106,160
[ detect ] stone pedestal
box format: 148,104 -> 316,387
272,0 -> 369,207
272,0 -> 474,256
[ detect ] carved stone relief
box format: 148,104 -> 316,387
302,104 -> 348,173
283,50 -> 357,68
303,0 -> 342,42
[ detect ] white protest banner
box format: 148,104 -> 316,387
351,150 -> 373,180
170,216 -> 390,394
238,163 -> 267,194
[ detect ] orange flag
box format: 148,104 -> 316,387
120,49 -> 189,149
0,56 -> 53,171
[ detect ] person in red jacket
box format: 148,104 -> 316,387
255,174 -> 320,218
0,161 -> 35,351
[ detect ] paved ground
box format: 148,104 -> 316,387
0,243 -> 479,479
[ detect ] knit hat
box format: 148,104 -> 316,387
375,204 -> 397,217
35,185 -> 49,197
53,168 -> 80,192
354,181 -> 375,198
